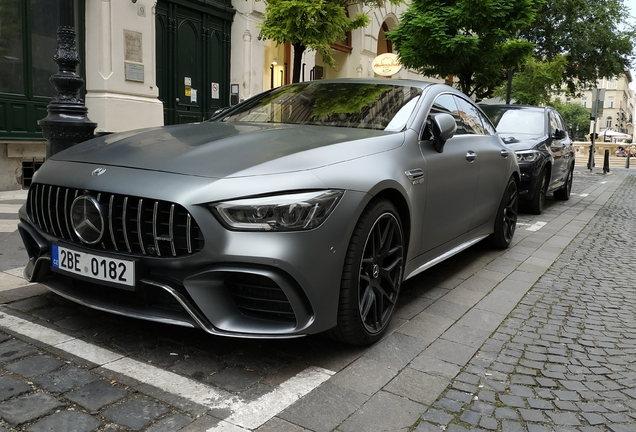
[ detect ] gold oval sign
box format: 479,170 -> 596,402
372,53 -> 403,77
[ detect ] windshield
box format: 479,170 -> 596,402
219,82 -> 423,131
488,109 -> 545,137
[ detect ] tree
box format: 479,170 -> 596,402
259,0 -> 402,84
522,0 -> 635,95
493,55 -> 567,105
550,99 -> 591,141
387,0 -> 543,99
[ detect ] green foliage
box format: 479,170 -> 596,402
550,99 -> 591,141
387,0 -> 543,98
311,83 -> 388,116
522,0 -> 635,94
493,55 -> 567,105
259,0 -> 402,82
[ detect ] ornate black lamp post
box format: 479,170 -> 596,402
38,0 -> 96,158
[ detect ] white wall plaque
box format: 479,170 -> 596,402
125,63 -> 144,82
124,30 -> 143,63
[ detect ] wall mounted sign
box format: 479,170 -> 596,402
372,53 -> 402,77
125,63 -> 144,82
124,30 -> 143,63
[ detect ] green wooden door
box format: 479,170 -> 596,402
156,0 -> 233,126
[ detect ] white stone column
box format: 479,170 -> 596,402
84,0 -> 163,132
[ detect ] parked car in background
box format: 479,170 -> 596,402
18,79 -> 519,346
479,104 -> 575,214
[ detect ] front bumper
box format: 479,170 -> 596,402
18,183 -> 367,339
516,161 -> 543,200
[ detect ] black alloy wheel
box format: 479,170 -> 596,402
329,199 -> 404,346
554,165 -> 573,201
488,177 -> 518,249
528,169 -> 547,214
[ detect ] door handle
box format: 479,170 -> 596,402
500,149 -> 509,158
466,151 -> 477,162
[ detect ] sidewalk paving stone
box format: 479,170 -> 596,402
411,170 -> 636,431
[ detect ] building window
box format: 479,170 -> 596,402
581,97 -> 587,107
607,78 -> 617,89
566,98 -> 571,105
331,10 -> 352,54
606,117 -> 612,128
607,97 -> 614,108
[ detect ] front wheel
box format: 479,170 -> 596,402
554,165 -> 573,201
527,168 -> 547,214
488,177 -> 518,249
328,199 -> 404,346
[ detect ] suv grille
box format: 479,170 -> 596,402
27,183 -> 204,257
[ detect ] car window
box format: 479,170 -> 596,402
423,93 -> 461,139
220,82 -> 423,131
454,96 -> 487,135
476,108 -> 496,135
549,111 -> 560,135
491,109 -> 545,138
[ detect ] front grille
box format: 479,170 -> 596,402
27,183 -> 204,257
227,274 -> 296,324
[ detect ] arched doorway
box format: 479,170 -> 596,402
376,21 -> 393,56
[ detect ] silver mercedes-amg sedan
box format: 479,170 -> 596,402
18,79 -> 519,345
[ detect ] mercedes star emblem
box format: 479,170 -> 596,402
70,196 -> 105,244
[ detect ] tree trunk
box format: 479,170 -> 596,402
292,43 -> 306,83
506,68 -> 513,104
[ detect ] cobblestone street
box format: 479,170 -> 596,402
415,172 -> 636,431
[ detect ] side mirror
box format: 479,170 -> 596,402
553,129 -> 567,140
430,113 -> 457,153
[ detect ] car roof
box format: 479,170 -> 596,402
479,104 -> 549,113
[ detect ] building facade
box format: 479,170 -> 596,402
554,74 -> 635,142
0,0 -> 433,191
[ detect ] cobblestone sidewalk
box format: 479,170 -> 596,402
414,173 -> 636,431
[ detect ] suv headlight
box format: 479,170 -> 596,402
211,190 -> 343,231
516,150 -> 541,162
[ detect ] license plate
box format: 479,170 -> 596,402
52,244 -> 135,287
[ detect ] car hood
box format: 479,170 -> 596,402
52,122 -> 401,178
498,135 -> 546,151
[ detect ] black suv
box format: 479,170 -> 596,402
480,105 -> 575,214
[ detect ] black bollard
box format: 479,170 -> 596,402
603,149 -> 610,173
627,153 -> 631,169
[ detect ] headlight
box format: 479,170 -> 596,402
516,150 -> 541,162
211,190 -> 343,231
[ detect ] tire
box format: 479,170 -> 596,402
488,177 -> 518,249
328,199 -> 404,346
527,168 -> 547,215
554,164 -> 573,201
